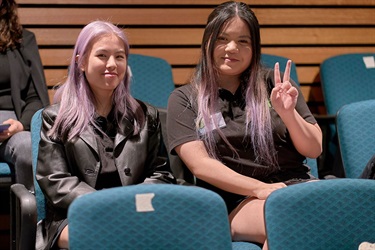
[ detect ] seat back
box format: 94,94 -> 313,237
261,53 -> 299,84
265,179 -> 375,250
128,54 -> 175,109
336,99 -> 375,178
68,184 -> 233,250
30,109 -> 45,221
305,158 -> 318,178
0,162 -> 12,185
320,53 -> 375,116
319,53 -> 375,177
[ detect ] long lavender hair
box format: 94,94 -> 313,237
48,20 -> 144,141
193,1 -> 277,167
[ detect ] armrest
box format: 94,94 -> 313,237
156,108 -> 196,185
314,114 -> 336,125
313,114 -> 339,178
314,113 -> 336,148
10,183 -> 37,250
157,108 -> 167,143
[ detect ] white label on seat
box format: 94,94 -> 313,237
363,56 -> 375,68
135,193 -> 155,212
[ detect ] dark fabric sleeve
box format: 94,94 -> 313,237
360,154 -> 375,179
19,72 -> 41,130
19,30 -> 49,130
142,104 -> 176,184
166,85 -> 200,155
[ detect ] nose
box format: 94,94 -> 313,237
225,40 -> 239,53
106,55 -> 117,69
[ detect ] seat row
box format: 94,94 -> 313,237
6,52 -> 375,249
10,106 -> 375,249
2,52 -> 374,186
63,179 -> 375,249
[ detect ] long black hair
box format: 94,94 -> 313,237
192,1 -> 277,167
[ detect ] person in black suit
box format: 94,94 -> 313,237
0,0 -> 49,191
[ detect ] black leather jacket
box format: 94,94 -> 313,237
36,101 -> 175,249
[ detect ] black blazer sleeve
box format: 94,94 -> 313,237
8,29 -> 50,130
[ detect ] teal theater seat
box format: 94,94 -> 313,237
128,54 -> 175,109
320,53 -> 375,177
336,99 -> 375,178
265,179 -> 375,250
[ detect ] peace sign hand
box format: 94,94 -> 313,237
270,60 -> 299,114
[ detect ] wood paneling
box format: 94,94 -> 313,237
39,46 -> 375,67
16,0 -> 375,6
29,27 -> 375,46
18,8 -> 375,26
17,0 -> 375,112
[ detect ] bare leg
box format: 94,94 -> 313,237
57,225 -> 69,249
263,239 -> 268,250
229,197 -> 268,250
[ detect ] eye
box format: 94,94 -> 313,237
97,54 -> 107,58
216,36 -> 227,42
239,39 -> 251,45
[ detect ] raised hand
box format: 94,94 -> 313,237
270,60 -> 299,114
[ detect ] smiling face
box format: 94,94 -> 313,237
213,17 -> 252,86
82,33 -> 127,99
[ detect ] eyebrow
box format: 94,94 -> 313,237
95,49 -> 126,54
219,32 -> 251,39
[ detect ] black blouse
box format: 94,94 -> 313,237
168,80 -> 317,179
94,111 -> 121,189
167,70 -> 318,211
0,53 -> 13,110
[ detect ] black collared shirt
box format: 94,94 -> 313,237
94,110 -> 122,189
167,70 -> 317,182
167,72 -> 317,211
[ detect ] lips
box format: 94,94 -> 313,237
104,72 -> 118,77
223,57 -> 239,62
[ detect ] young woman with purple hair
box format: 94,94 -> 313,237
167,1 -> 322,249
36,20 -> 175,249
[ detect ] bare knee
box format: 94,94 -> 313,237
231,226 -> 266,244
57,225 -> 69,249
229,198 -> 266,244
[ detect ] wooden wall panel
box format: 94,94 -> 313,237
38,46 -> 375,67
16,0 -> 375,6
18,8 -> 375,26
17,0 -> 375,113
29,27 -> 375,46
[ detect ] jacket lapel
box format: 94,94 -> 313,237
7,49 -> 30,118
79,129 -> 99,155
114,118 -> 134,148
